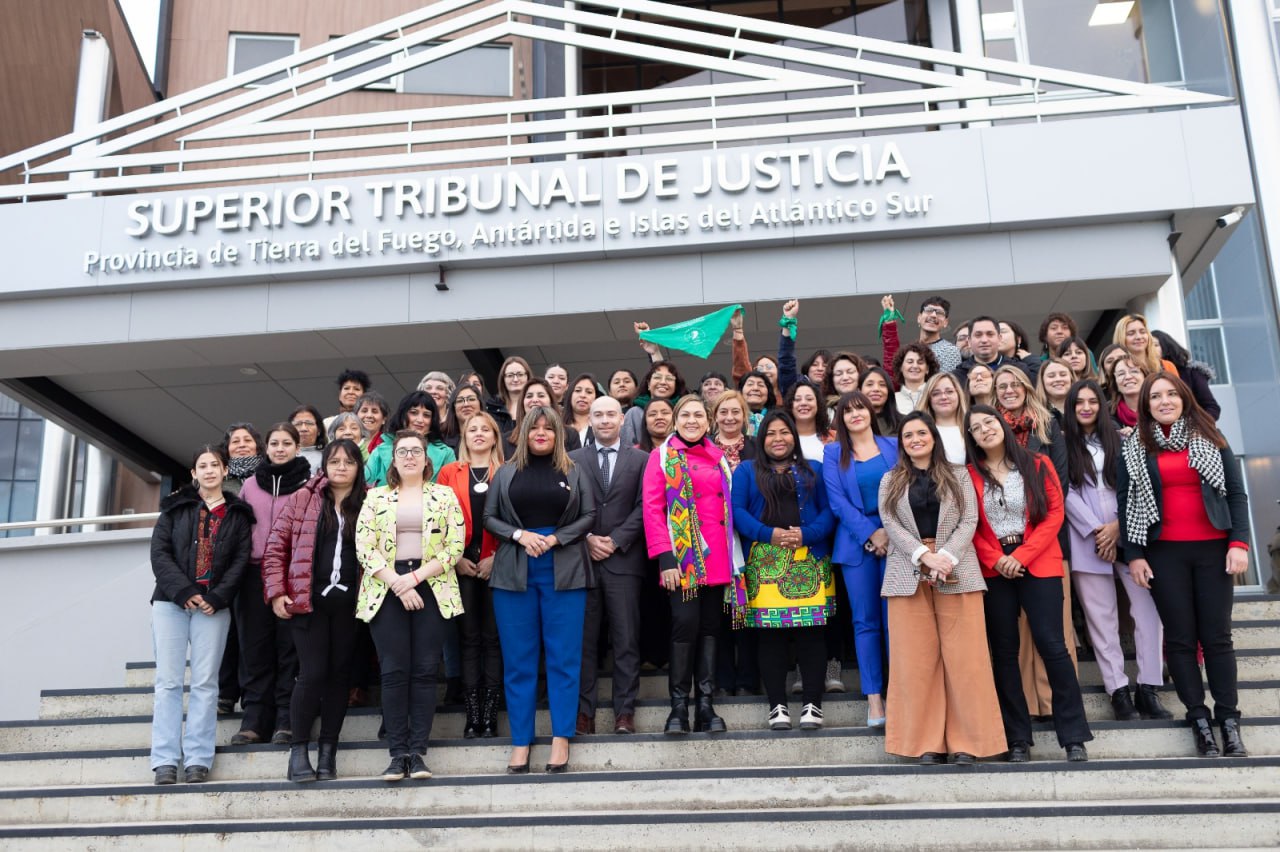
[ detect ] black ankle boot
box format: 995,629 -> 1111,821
1135,684 -> 1174,720
665,641 -> 693,735
480,687 -> 500,738
463,688 -> 482,739
1110,686 -> 1140,721
315,742 -> 337,781
1220,718 -> 1247,757
1192,718 -> 1220,757
287,743 -> 317,782
693,636 -> 726,734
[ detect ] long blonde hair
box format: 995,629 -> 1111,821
993,365 -> 1052,444
510,405 -> 573,474
1113,313 -> 1162,375
456,411 -> 505,468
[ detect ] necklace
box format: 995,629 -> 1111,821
470,465 -> 491,493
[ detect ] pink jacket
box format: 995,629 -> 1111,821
642,436 -> 733,587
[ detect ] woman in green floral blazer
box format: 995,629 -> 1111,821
355,430 -> 464,783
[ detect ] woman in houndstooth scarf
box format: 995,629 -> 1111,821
1117,371 -> 1252,760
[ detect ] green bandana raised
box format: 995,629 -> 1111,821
638,304 -> 744,359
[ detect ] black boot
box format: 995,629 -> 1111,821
1192,718 -> 1221,757
1135,684 -> 1174,720
693,636 -> 727,734
480,687 -> 500,738
1220,718 -> 1248,757
463,688 -> 482,739
315,742 -> 337,781
443,676 -> 464,705
665,641 -> 693,735
1110,685 -> 1140,721
287,743 -> 317,782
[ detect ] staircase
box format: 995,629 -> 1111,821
2,597 -> 1280,850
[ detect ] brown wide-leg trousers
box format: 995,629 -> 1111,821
885,584 -> 1008,759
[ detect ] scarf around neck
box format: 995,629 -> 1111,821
1121,417 -> 1226,547
227,455 -> 263,482
1001,409 -> 1034,447
659,435 -> 747,619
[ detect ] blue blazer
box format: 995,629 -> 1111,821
731,459 -> 835,560
822,436 -> 899,567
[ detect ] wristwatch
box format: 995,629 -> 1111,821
512,529 -> 524,542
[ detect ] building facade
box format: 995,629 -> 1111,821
0,0 -> 1277,586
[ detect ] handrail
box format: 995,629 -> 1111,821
0,513 -> 160,532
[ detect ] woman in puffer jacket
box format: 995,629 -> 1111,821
263,439 -> 367,783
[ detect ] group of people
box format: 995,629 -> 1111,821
147,295 -> 1252,786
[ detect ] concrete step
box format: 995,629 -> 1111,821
1233,596 -> 1280,621
10,684 -> 1280,754
2,716 -> 1279,788
48,646 -> 1280,720
2,798 -> 1278,850
0,757 -> 1274,827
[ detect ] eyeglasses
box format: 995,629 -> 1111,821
994,383 -> 1021,393
920,307 -> 947,317
394,447 -> 425,458
968,417 -> 1001,435
291,420 -> 316,428
504,371 -> 528,379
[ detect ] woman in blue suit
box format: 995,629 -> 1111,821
732,411 -> 836,731
822,390 -> 898,727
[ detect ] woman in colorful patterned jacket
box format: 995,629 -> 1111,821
355,430 -> 464,783
262,439 -> 367,784
731,410 -> 835,733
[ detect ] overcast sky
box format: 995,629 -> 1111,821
118,0 -> 160,80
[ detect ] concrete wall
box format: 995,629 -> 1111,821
0,529 -> 154,721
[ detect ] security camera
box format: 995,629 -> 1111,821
1217,207 -> 1246,229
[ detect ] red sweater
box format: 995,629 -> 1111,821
1156,448 -> 1226,543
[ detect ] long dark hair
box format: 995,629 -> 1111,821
831,390 -> 880,469
389,391 -> 443,443
783,378 -> 829,435
881,412 -> 964,510
1063,379 -> 1120,491
859,366 -> 901,433
561,373 -> 599,424
319,439 -> 367,542
440,383 -> 483,441
1150,329 -> 1191,369
963,404 -> 1049,524
1136,371 -> 1226,453
752,410 -> 815,521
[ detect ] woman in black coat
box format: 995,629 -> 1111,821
149,444 -> 254,786
1152,330 -> 1221,421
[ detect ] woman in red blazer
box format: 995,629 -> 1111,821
964,404 -> 1092,764
436,411 -> 505,738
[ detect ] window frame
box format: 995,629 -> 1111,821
327,37 -> 401,92
227,33 -> 300,89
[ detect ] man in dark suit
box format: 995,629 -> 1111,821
570,396 -> 648,735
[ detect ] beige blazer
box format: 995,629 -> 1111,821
878,465 -> 986,597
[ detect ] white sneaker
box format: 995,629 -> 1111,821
790,664 -> 803,695
824,659 -> 846,693
768,704 -> 792,731
799,703 -> 824,730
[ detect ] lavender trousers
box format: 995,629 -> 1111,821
1070,565 -> 1165,694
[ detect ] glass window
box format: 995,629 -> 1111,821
13,420 -> 42,481
1188,328 -> 1229,385
329,39 -> 398,91
7,481 -> 36,538
228,34 -> 299,86
402,43 -> 512,97
1187,269 -> 1220,321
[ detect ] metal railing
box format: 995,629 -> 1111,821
0,513 -> 160,533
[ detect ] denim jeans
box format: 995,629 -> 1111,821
150,601 -> 231,770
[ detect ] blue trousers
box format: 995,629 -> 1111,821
493,533 -> 586,746
841,557 -> 889,696
151,602 -> 231,771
